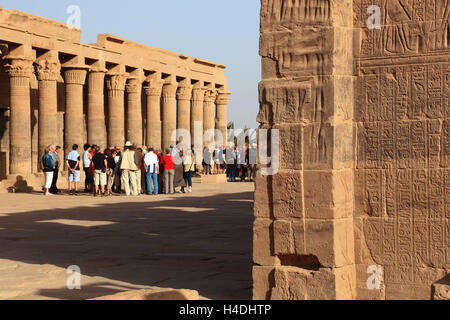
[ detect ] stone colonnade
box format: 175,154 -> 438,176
2,47 -> 231,176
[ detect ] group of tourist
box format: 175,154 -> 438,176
41,141 -> 257,197
41,142 -> 257,197
202,144 -> 257,183
42,142 -> 198,197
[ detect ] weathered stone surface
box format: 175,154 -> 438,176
270,265 -> 356,300
255,0 -> 449,300
432,275 -> 450,300
252,266 -> 275,300
254,170 -> 303,219
255,0 -> 357,301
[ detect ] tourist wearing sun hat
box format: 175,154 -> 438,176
120,141 -> 139,196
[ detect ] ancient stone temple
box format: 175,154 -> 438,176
255,0 -> 449,300
0,7 -> 230,190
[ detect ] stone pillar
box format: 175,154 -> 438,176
35,51 -> 61,166
191,85 -> 206,169
87,63 -> 107,148
144,77 -> 164,150
161,81 -> 178,151
215,90 -> 231,147
254,0 -> 356,300
5,57 -> 33,175
63,67 -> 87,157
203,89 -> 217,149
126,72 -> 144,145
176,81 -> 193,147
106,73 -> 128,148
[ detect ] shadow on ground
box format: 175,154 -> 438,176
0,190 -> 254,300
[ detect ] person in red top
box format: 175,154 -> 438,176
160,148 -> 175,194
89,144 -> 97,183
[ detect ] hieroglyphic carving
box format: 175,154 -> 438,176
354,0 -> 450,57
257,81 -> 312,124
261,0 -> 331,31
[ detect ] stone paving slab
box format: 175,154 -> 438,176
0,181 -> 255,300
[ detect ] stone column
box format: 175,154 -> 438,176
161,81 -> 178,151
203,89 -> 217,149
126,74 -> 144,145
254,0 -> 356,300
106,73 -> 128,148
5,57 -> 33,175
176,82 -> 193,147
191,85 -> 206,169
63,67 -> 87,157
144,78 -> 164,150
87,64 -> 107,148
215,91 -> 231,147
35,52 -> 61,166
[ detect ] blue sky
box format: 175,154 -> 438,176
1,0 -> 261,129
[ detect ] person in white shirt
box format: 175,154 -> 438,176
144,147 -> 159,195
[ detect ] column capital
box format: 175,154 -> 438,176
4,57 -> 34,78
125,77 -> 143,94
35,54 -> 61,82
191,87 -> 207,102
144,79 -> 165,97
204,89 -> 218,103
106,73 -> 129,92
64,67 -> 88,85
216,90 -> 232,105
162,83 -> 178,101
176,84 -> 193,101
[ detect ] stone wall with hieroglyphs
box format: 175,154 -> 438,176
353,0 -> 449,299
255,0 -> 449,300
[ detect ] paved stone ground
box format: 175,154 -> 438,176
0,181 -> 255,300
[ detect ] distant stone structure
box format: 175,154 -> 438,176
0,7 -> 230,190
254,0 -> 449,300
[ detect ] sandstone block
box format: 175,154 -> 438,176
253,218 -> 280,266
252,266 -> 275,300
303,170 -> 353,219
432,275 -> 450,300
270,265 -> 356,300
304,218 -> 355,268
254,170 -> 304,219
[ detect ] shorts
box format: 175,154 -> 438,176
68,170 -> 81,183
94,169 -> 107,186
44,171 -> 54,189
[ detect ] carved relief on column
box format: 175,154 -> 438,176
106,73 -> 128,148
87,64 -> 107,147
4,57 -> 34,175
64,68 -> 87,85
161,82 -> 178,151
35,54 -> 60,82
63,66 -> 87,159
125,71 -> 144,145
35,52 -> 61,166
144,78 -> 165,149
191,86 -> 207,169
203,89 -> 218,149
176,84 -> 193,147
215,90 -> 231,146
106,73 -> 128,97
